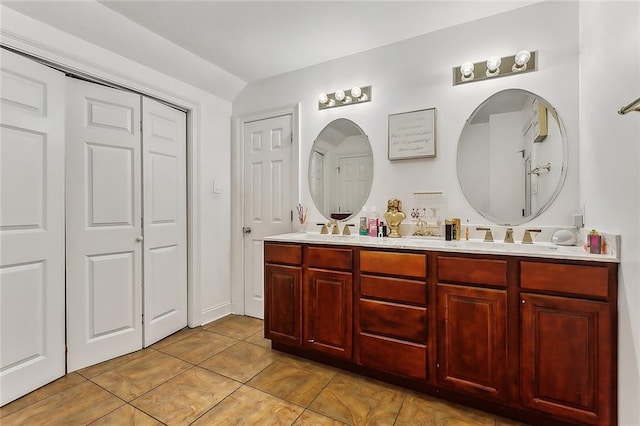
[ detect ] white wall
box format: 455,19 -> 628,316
0,6 -> 234,326
233,1 -> 580,229
579,2 -> 640,425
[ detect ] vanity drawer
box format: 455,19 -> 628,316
520,261 -> 609,299
359,333 -> 427,379
359,299 -> 427,342
360,250 -> 427,278
360,275 -> 426,305
437,256 -> 507,287
264,243 -> 302,265
306,246 -> 353,271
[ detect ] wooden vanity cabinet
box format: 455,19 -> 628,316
303,245 -> 354,359
357,250 -> 428,379
264,243 -> 302,347
520,261 -> 617,425
435,256 -> 509,402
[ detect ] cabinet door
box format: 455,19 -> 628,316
521,293 -> 612,425
264,264 -> 302,347
303,268 -> 353,359
437,284 -> 507,401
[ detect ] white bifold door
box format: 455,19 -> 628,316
66,79 -> 186,371
0,50 -> 66,405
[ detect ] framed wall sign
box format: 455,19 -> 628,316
388,107 -> 436,160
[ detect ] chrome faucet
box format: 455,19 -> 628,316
476,227 -> 494,242
504,227 -> 514,243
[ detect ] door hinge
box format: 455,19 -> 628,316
142,313 -> 144,325
140,120 -> 143,133
290,210 -> 293,222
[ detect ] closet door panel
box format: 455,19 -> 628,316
0,50 -> 66,405
66,78 -> 143,372
142,98 -> 187,346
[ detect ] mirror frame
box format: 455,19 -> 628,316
308,118 -> 373,222
457,89 -> 568,225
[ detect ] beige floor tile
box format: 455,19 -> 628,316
309,372 -> 405,425
192,386 -> 303,425
245,329 -> 272,348
247,355 -> 336,406
204,314 -> 264,339
156,329 -> 237,364
0,380 -> 123,425
199,341 -> 279,382
395,392 -> 495,426
151,326 -> 203,350
77,347 -> 155,379
91,350 -> 191,401
0,372 -> 87,418
91,404 -> 163,425
131,367 -> 241,426
294,409 -> 347,425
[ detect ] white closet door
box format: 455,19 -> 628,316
142,98 -> 187,346
0,50 -> 66,405
66,79 -> 143,372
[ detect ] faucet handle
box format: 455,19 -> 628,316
317,223 -> 329,234
342,224 -> 354,236
504,227 -> 514,243
522,228 -> 542,244
476,227 -> 494,242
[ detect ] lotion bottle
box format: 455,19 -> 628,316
359,206 -> 368,236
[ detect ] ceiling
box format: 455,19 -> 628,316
3,1 -> 538,100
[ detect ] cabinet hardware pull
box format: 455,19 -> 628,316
522,300 -> 525,304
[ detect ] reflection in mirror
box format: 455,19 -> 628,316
309,118 -> 373,221
457,89 -> 567,225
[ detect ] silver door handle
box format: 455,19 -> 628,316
136,236 -> 144,242
242,226 -> 252,234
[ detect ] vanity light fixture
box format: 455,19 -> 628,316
453,50 -> 537,85
318,85 -> 372,110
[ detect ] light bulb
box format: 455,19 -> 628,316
318,93 -> 328,104
486,56 -> 501,76
513,50 -> 531,71
335,90 -> 345,101
460,62 -> 474,80
350,86 -> 362,98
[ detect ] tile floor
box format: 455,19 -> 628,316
0,315 -> 527,425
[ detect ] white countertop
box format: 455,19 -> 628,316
263,232 -> 620,263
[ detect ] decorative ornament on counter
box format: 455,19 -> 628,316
383,198 -> 406,238
296,203 -> 307,233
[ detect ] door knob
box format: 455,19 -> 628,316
136,236 -> 144,242
242,226 -> 252,234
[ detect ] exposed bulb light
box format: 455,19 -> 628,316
317,85 -> 371,109
486,56 -> 502,77
513,50 -> 532,72
460,62 -> 475,81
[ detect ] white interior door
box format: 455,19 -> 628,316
142,97 -> 187,346
337,155 -> 371,214
66,79 -> 143,372
0,50 -> 66,405
243,114 -> 293,319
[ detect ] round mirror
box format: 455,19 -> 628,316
457,89 -> 567,225
309,118 -> 373,221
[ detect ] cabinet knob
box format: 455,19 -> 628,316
521,299 -> 526,304
136,236 -> 144,242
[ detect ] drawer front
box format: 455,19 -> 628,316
360,250 -> 426,278
264,243 -> 302,265
359,333 -> 427,379
360,275 -> 426,306
437,256 -> 507,287
359,299 -> 427,342
307,246 -> 353,270
521,261 -> 609,298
